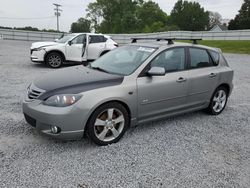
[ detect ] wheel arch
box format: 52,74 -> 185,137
44,50 -> 66,62
217,83 -> 231,94
84,100 -> 132,133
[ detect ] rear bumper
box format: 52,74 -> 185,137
22,99 -> 88,140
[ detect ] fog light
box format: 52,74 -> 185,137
51,126 -> 59,134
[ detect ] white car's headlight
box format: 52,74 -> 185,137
43,94 -> 82,107
33,47 -> 46,51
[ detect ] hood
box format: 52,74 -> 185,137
31,41 -> 58,49
33,66 -> 123,100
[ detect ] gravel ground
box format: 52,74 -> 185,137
0,40 -> 250,188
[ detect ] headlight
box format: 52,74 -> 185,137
33,47 -> 46,51
43,94 -> 82,107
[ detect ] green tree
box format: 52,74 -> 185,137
228,0 -> 250,30
70,18 -> 91,33
86,0 -> 138,33
170,0 -> 209,31
136,1 -> 168,33
86,0 -> 173,33
15,26 -> 39,31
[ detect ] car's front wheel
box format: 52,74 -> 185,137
86,102 -> 129,146
46,52 -> 63,68
207,86 -> 228,115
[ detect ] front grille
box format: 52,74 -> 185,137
24,114 -> 36,127
27,83 -> 45,100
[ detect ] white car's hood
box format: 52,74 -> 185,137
31,42 -> 58,49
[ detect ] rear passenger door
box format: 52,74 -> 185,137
87,35 -> 107,60
186,47 -> 220,107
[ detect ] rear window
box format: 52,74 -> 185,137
189,48 -> 213,69
89,35 -> 107,43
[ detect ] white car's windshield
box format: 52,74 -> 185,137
91,46 -> 156,75
57,34 -> 76,43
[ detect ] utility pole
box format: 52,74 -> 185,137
53,3 -> 62,31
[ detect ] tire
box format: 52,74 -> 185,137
206,86 -> 228,115
45,52 -> 63,68
86,102 -> 129,146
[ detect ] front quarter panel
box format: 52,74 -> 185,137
75,77 -> 137,129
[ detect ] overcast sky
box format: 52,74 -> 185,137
0,0 -> 243,32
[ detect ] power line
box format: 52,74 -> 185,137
53,3 -> 62,31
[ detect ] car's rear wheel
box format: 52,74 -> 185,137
46,52 -> 63,68
86,102 -> 129,146
207,86 -> 228,115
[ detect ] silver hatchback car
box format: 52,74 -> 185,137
23,38 -> 234,145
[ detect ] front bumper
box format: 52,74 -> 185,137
22,98 -> 88,140
30,49 -> 46,62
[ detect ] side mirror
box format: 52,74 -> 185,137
147,67 -> 165,76
54,39 -> 59,42
68,41 -> 72,46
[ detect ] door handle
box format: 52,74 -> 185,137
176,77 -> 187,83
209,73 -> 217,78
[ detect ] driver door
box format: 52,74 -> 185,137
137,47 -> 189,122
66,34 -> 86,62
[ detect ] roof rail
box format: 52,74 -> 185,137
131,38 -> 202,45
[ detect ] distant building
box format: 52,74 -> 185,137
210,24 -> 228,32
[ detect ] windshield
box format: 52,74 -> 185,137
91,46 -> 156,75
57,34 -> 76,43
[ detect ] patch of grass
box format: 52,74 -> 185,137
198,40 -> 250,54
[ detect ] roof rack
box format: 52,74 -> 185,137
131,38 -> 202,45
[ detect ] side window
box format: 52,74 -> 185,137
151,48 -> 185,73
71,35 -> 85,44
89,35 -> 106,43
189,48 -> 212,69
209,50 -> 220,65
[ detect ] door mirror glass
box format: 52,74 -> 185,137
147,67 -> 165,76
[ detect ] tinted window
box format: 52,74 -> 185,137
151,48 -> 185,73
189,48 -> 212,69
209,50 -> 220,65
89,35 -> 106,43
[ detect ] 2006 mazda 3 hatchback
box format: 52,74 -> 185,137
23,38 -> 234,145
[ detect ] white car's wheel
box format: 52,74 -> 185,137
46,52 -> 63,68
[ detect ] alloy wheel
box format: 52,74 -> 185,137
212,90 -> 227,113
48,54 -> 62,68
94,108 -> 125,142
